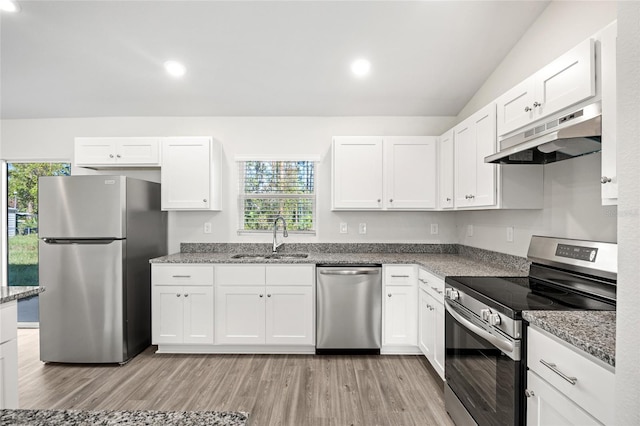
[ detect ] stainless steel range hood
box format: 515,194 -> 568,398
485,102 -> 602,165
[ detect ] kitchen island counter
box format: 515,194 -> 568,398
523,310 -> 616,367
0,286 -> 43,304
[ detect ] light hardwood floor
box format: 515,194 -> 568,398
17,329 -> 454,425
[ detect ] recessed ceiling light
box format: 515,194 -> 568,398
0,0 -> 20,13
351,58 -> 371,77
164,60 -> 186,78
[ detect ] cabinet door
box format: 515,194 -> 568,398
75,137 -> 117,166
0,339 -> 18,409
496,78 -> 536,137
526,371 -> 602,426
383,285 -> 417,346
433,300 -> 445,380
332,137 -> 383,209
183,286 -> 214,344
600,22 -> 617,203
161,137 -> 211,210
454,121 -> 476,207
438,130 -> 455,209
418,288 -> 434,359
116,138 -> 160,165
535,39 -> 595,120
384,137 -> 437,209
152,286 -> 184,345
265,286 -> 314,345
472,105 -> 497,207
215,286 -> 265,344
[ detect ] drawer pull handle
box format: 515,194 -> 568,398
390,275 -> 410,278
172,275 -> 191,278
540,359 -> 577,385
525,389 -> 535,398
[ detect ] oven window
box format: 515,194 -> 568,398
445,310 -> 521,425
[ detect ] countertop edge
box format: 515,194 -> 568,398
0,286 -> 44,305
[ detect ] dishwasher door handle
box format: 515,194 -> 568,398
319,270 -> 380,276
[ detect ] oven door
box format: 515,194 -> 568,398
444,300 -> 523,426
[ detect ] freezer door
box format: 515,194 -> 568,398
39,238 -> 126,363
39,175 -> 126,238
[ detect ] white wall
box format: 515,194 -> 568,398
615,2 -> 640,424
0,116 -> 457,253
453,1 -> 618,257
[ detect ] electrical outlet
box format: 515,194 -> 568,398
339,223 -> 348,234
430,224 -> 439,235
204,222 -> 212,234
359,223 -> 367,234
506,226 -> 514,242
467,225 -> 474,237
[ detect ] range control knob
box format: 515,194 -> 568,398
489,313 -> 502,326
480,309 -> 491,322
449,290 -> 460,301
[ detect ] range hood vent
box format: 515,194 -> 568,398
485,102 -> 602,165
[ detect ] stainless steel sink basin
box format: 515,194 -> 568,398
230,253 -> 309,260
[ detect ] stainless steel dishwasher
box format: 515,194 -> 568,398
316,265 -> 382,354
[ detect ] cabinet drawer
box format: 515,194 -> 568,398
0,301 -> 17,344
384,265 -> 416,286
216,265 -> 265,285
527,326 -> 614,425
152,264 -> 214,286
265,265 -> 314,286
418,269 -> 444,303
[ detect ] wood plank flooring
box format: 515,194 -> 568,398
17,329 -> 454,426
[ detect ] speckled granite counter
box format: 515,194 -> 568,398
0,286 -> 43,304
0,409 -> 248,426
151,249 -> 528,279
523,311 -> 616,367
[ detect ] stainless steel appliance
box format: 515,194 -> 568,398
444,236 -> 616,426
38,176 -> 167,363
316,265 -> 382,354
485,102 -> 602,164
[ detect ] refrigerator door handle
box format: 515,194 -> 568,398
42,238 -> 122,245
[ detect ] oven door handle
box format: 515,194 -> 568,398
445,300 -> 517,359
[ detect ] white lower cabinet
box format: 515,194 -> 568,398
418,269 -> 445,380
151,265 -> 215,346
215,264 -> 315,347
526,326 -> 614,426
382,265 -> 418,352
0,301 -> 18,409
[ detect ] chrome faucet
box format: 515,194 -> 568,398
272,215 -> 288,253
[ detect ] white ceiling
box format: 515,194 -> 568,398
0,0 -> 549,119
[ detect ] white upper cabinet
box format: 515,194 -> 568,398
454,104 -> 497,208
332,136 -> 384,209
438,129 -> 455,209
161,137 -> 222,211
75,137 -> 161,167
332,136 -> 437,211
600,21 -> 617,204
496,38 -> 596,137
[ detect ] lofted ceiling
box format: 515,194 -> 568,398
0,0 -> 549,119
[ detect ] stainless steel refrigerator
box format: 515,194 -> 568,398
38,176 -> 167,363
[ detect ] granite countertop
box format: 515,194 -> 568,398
0,409 -> 248,426
0,286 -> 44,304
523,310 -> 616,367
150,252 -> 527,279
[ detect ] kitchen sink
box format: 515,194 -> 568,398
230,253 -> 309,260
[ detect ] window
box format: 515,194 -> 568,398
238,160 -> 315,234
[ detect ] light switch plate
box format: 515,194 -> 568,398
466,225 -> 474,237
430,224 -> 439,235
359,223 -> 367,234
204,222 -> 212,234
506,226 -> 514,242
339,223 -> 348,234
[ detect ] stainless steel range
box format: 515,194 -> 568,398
443,236 -> 616,426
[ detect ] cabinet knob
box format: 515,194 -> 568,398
203,199 -> 207,203
259,294 -> 264,298
267,294 -> 271,298
176,294 -> 181,297
388,293 -> 392,298
184,294 -> 189,297
446,197 -> 451,202
525,389 -> 535,398
389,199 -> 393,202
533,101 -> 542,108
601,176 -> 612,184
116,154 -> 121,158
109,154 -> 114,158
524,106 -> 532,112
377,199 -> 381,203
